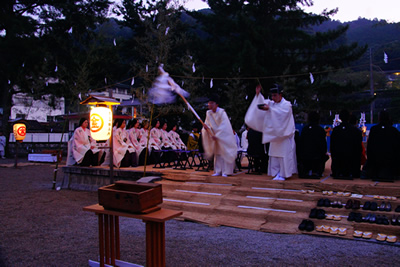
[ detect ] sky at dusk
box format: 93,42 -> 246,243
183,0 -> 400,23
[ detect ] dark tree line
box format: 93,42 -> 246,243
1,0 -> 373,146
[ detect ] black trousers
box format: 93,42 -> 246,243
79,150 -> 99,166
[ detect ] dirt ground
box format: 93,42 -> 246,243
1,160 -> 400,267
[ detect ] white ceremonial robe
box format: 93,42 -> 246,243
169,130 -> 186,150
245,94 -> 297,178
115,128 -> 135,167
160,129 -> 174,149
202,107 -> 237,175
128,128 -> 146,161
150,128 -> 163,149
139,129 -> 159,151
67,126 -> 99,166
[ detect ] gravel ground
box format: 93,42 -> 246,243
0,160 -> 399,267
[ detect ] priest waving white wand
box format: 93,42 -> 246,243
149,65 -> 214,137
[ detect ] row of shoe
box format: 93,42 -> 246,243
373,195 -> 397,201
345,199 -> 361,209
362,201 -> 392,212
317,198 -> 343,208
298,219 -> 314,231
353,231 -> 397,242
322,191 -> 351,197
348,212 -> 390,225
309,208 -> 326,219
315,225 -> 347,235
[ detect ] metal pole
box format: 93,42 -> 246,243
14,141 -> 18,168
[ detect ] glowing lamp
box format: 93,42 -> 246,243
90,107 -> 112,141
13,123 -> 26,142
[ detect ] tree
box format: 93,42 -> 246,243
188,0 -> 367,124
0,0 -> 111,155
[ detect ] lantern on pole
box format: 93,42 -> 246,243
13,123 -> 26,142
80,95 -> 120,141
80,95 -> 120,184
90,106 -> 112,141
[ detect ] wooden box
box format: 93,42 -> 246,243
98,180 -> 162,213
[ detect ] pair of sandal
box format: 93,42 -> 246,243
353,230 -> 372,239
325,214 -> 342,221
376,234 -> 397,243
316,225 -> 347,235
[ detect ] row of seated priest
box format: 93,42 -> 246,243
66,118 -> 192,168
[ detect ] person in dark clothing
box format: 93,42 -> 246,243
298,111 -> 328,178
246,128 -> 269,174
364,110 -> 400,181
330,109 -> 362,179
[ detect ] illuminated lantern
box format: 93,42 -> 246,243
13,123 -> 26,142
90,106 -> 112,141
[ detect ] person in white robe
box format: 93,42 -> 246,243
150,120 -> 163,150
67,118 -> 100,166
245,84 -> 297,180
127,119 -> 146,165
169,124 -> 186,150
202,94 -> 237,177
102,119 -> 136,168
160,121 -> 175,149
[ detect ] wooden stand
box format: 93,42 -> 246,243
83,204 -> 182,267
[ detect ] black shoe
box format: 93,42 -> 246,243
391,215 -> 397,225
323,199 -> 331,207
354,213 -> 363,223
331,200 -> 338,208
353,200 -> 361,210
316,209 -> 326,219
309,208 -> 318,219
386,202 -> 392,212
369,213 -> 376,223
347,212 -> 356,221
379,202 -> 386,211
337,201 -> 343,208
345,199 -> 353,209
317,198 -> 324,207
370,202 -> 378,211
298,219 -> 308,230
362,201 -> 371,210
382,215 -> 389,225
305,220 -> 315,231
363,213 -> 371,222
376,215 -> 383,224
395,205 -> 400,212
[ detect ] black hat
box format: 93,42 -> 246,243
209,93 -> 220,104
270,84 -> 283,94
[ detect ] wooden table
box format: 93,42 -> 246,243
83,204 -> 182,267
